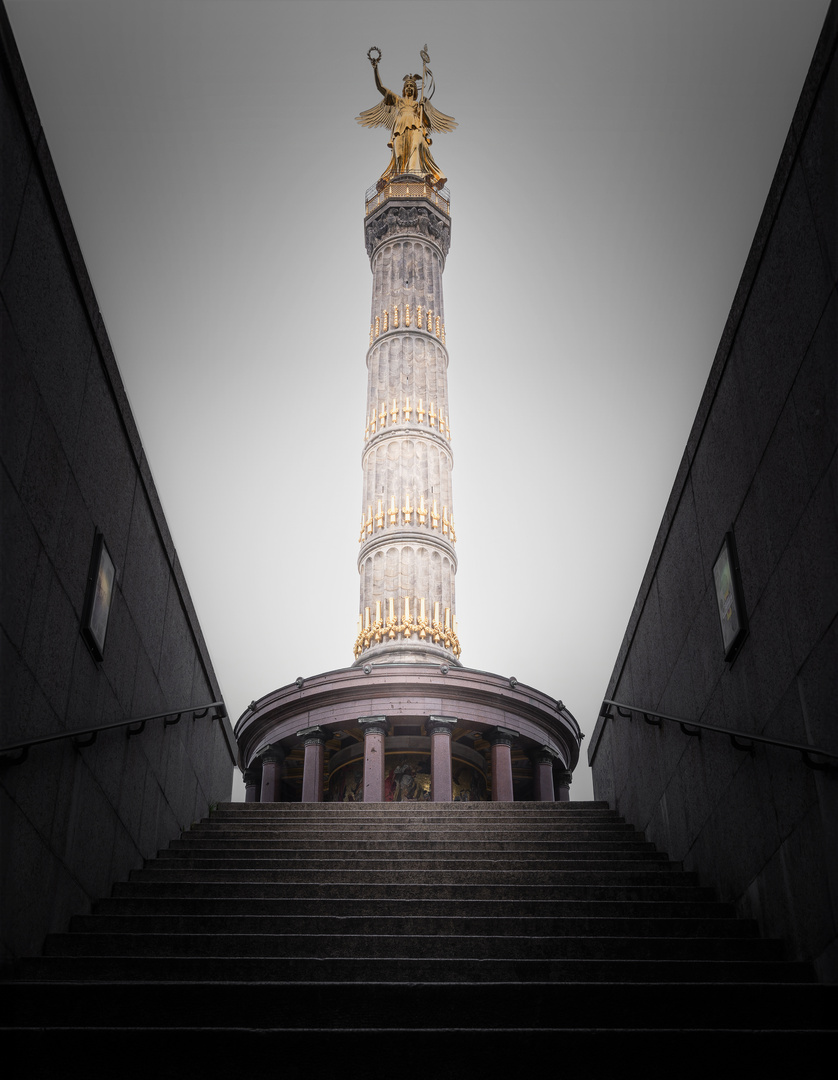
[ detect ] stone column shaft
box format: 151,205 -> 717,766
259,746 -> 283,803
533,747 -> 560,802
427,715 -> 457,802
243,768 -> 261,803
557,770 -> 573,803
298,727 -> 328,803
359,717 -> 390,802
487,727 -> 518,803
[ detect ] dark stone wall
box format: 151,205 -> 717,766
589,5 -> 837,981
0,11 -> 236,963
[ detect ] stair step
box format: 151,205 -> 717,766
7,980 -> 831,1029
69,914 -> 758,938
180,828 -> 638,841
111,880 -> 719,900
18,954 -> 813,983
93,896 -> 741,919
2,1027 -> 831,1079
6,798 -> 828,1061
174,829 -> 647,846
42,930 -> 782,961
128,867 -> 695,885
210,800 -> 615,812
149,855 -> 671,871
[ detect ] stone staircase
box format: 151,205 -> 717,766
4,801 -> 835,1074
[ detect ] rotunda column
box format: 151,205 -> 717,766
258,744 -> 284,802
427,715 -> 457,802
297,726 -> 328,803
486,727 -> 518,802
557,769 -> 573,803
243,767 -> 261,803
359,716 -> 390,802
532,746 -> 560,802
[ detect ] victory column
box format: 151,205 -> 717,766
354,46 -> 461,664
234,48 -> 581,804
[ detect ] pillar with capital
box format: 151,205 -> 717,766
532,746 -> 560,802
556,769 -> 573,803
243,767 -> 261,803
258,744 -> 284,802
359,716 -> 390,802
297,726 -> 328,802
427,715 -> 457,802
486,727 -> 518,802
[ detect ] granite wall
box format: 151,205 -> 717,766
0,10 -> 236,964
589,5 -> 837,980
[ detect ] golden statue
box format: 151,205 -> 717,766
357,45 -> 457,190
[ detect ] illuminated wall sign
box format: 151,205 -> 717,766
713,531 -> 748,663
81,531 -> 116,662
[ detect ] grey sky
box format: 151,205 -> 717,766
6,0 -> 830,798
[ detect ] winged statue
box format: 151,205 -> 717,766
357,45 -> 457,190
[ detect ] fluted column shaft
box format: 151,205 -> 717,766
355,192 -> 460,664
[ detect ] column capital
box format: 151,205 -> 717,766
359,716 -> 390,737
243,767 -> 261,784
532,745 -> 561,766
556,769 -> 573,787
257,743 -> 284,764
427,715 -> 457,736
365,201 -> 451,259
296,725 -> 329,745
484,726 -> 519,747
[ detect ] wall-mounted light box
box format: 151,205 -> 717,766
713,530 -> 748,664
81,530 -> 116,662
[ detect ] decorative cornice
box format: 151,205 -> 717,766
365,203 -> 451,258
354,597 -> 461,659
357,529 -> 457,573
369,306 -> 446,345
363,396 -> 451,442
357,499 -> 457,547
362,427 -> 454,467
235,664 -> 581,776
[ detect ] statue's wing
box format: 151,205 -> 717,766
423,100 -> 457,133
356,100 -> 396,129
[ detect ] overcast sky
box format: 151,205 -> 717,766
7,0 -> 830,799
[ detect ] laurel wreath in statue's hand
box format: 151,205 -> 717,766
367,46 -> 381,66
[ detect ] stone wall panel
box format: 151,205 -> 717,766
591,10 -> 838,975
0,14 -> 235,961
776,468 -> 838,670
792,293 -> 837,487
0,308 -> 38,488
2,170 -> 92,460
734,162 -> 830,459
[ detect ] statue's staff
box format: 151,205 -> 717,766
420,44 -> 435,102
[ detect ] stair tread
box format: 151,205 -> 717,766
7,800 -> 823,1039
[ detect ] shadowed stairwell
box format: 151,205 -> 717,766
4,800 -> 835,1074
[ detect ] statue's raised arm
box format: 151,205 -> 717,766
356,45 -> 456,190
